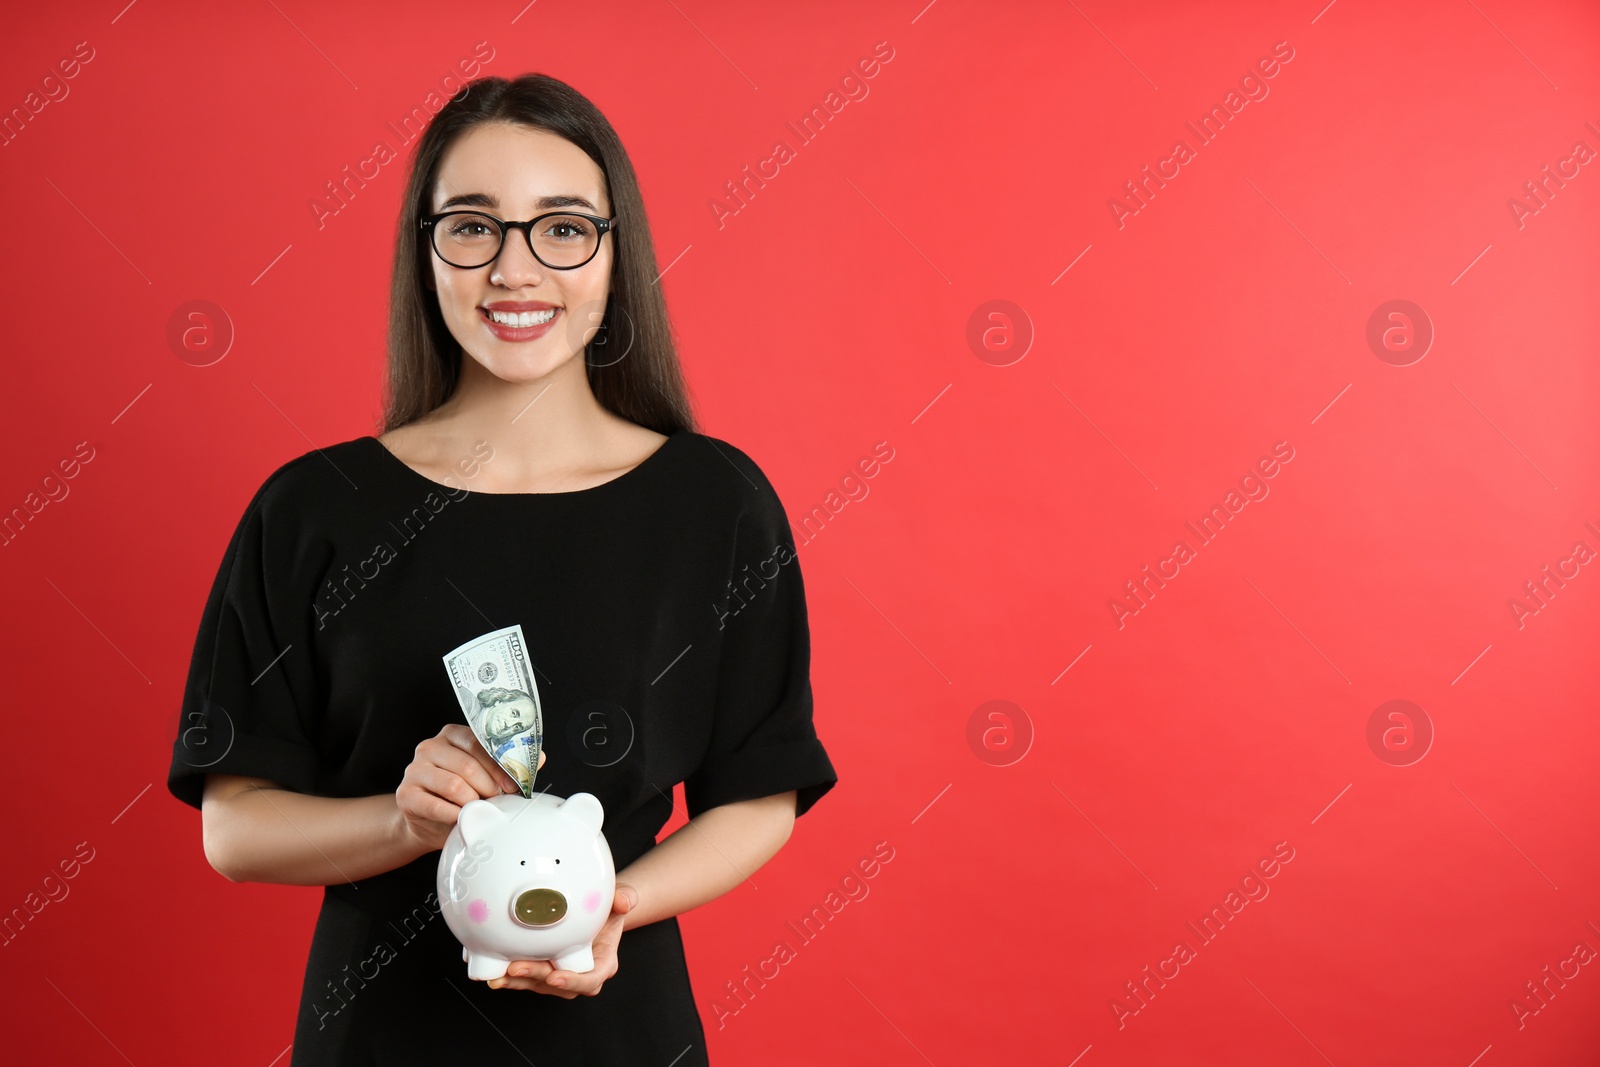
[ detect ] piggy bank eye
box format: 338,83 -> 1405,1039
520,860 -> 526,866
555,859 -> 561,864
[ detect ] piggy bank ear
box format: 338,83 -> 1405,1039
457,799 -> 507,847
558,792 -> 605,835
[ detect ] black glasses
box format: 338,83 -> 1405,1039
421,210 -> 618,270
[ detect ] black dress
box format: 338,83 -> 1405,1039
165,429 -> 838,1066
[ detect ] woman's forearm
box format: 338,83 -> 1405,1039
203,780 -> 427,886
617,791 -> 797,931
203,777 -> 800,911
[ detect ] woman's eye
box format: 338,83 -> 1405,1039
545,222 -> 590,241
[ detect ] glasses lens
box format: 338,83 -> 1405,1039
434,213 -> 502,266
531,214 -> 600,268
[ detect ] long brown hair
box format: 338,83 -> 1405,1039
381,73 -> 698,436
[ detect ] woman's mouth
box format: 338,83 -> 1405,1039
480,305 -> 560,341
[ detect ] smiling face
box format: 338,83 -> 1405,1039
427,122 -> 614,384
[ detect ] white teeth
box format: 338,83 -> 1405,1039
486,308 -> 557,327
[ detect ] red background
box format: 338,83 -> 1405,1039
3,0 -> 1598,1063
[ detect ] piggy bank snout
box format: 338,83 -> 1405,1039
513,887 -> 568,927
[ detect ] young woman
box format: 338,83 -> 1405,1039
166,73 -> 837,1065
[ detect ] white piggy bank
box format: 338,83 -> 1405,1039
436,791 -> 616,981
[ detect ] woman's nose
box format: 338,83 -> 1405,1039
489,236 -> 547,288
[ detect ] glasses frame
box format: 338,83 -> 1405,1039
420,209 -> 618,270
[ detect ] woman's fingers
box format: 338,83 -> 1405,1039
400,723 -> 555,849
410,735 -> 489,802
398,724 -> 547,852
436,732 -> 516,796
409,762 -> 483,809
409,790 -> 459,826
543,969 -> 589,994
488,960 -> 605,998
613,883 -> 638,915
441,724 -> 527,794
487,961 -> 581,997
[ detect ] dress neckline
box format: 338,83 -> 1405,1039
364,430 -> 684,499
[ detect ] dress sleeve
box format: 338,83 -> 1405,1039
683,463 -> 838,821
166,467 -> 323,810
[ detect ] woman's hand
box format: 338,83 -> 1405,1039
395,724 -> 545,853
487,883 -> 639,998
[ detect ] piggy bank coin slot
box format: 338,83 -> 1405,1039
514,888 -> 568,927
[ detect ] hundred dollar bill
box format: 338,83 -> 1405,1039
442,624 -> 543,798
